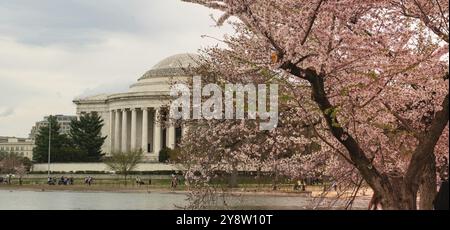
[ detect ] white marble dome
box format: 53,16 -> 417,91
129,53 -> 200,93
152,53 -> 201,69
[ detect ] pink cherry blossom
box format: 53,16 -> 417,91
179,0 -> 448,210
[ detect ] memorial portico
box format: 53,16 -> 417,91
108,107 -> 166,156
73,53 -> 199,162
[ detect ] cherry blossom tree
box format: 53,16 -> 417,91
0,151 -> 30,175
180,0 -> 448,210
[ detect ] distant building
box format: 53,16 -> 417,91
0,136 -> 35,160
29,114 -> 77,140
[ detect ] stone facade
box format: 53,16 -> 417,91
0,136 -> 35,159
31,162 -> 183,172
29,114 -> 77,140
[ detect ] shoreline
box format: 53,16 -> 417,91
0,184 -> 183,194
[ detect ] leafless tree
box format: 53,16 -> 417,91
105,149 -> 143,186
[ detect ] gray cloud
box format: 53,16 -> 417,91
0,0 -> 233,137
0,0 -> 225,46
0,107 -> 14,117
0,74 -> 43,106
0,0 -> 143,45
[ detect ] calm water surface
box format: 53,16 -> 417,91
0,190 -> 367,210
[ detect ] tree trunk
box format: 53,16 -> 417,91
272,167 -> 279,191
380,180 -> 417,210
228,165 -> 238,188
256,166 -> 262,188
404,94 -> 448,206
382,193 -> 417,210
419,154 -> 437,210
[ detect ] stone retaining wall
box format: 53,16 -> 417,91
31,163 -> 183,173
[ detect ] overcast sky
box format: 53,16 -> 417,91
0,0 -> 233,137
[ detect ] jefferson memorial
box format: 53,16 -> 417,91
73,53 -> 199,162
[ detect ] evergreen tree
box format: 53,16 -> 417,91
32,115 -> 78,163
69,112 -> 107,162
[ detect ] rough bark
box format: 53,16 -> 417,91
405,94 -> 449,206
419,153 -> 437,210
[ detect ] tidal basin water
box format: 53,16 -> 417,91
0,190 -> 368,210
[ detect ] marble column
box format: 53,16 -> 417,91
182,124 -> 188,138
114,110 -> 121,152
167,124 -> 175,149
131,108 -> 137,150
153,108 -> 161,155
121,109 -> 128,152
109,110 -> 114,154
141,108 -> 148,153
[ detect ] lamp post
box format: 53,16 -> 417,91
47,116 -> 51,179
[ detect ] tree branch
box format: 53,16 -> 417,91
383,102 -> 421,139
301,0 -> 324,45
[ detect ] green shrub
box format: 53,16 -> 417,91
158,147 -> 171,163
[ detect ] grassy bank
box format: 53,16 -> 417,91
1,174 -> 373,198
